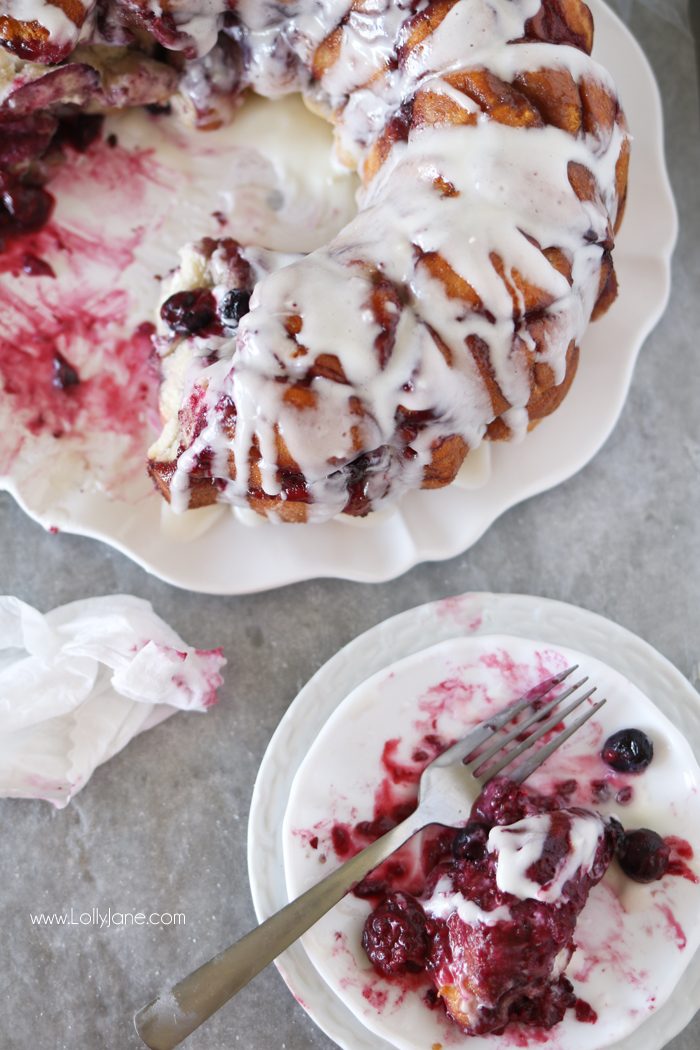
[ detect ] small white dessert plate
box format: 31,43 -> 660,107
0,1 -> 678,594
248,593 -> 700,1050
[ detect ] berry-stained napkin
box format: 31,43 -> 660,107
0,594 -> 225,806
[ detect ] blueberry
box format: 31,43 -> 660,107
52,352 -> 80,390
219,289 -> 250,326
601,729 -> 653,774
160,290 -> 217,336
0,173 -> 53,235
617,828 -> 669,883
55,113 -> 104,153
452,821 -> 490,862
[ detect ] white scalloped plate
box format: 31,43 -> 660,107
0,1 -> 677,594
248,593 -> 700,1050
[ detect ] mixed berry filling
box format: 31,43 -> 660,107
0,113 -> 104,244
363,779 -> 620,1037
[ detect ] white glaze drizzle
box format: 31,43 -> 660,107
3,0 -> 88,48
5,0 -> 221,57
424,874 -> 512,926
138,0 -> 628,519
2,0 -> 627,519
487,811 -> 605,904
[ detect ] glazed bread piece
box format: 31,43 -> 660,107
0,1 -> 629,523
0,42 -> 177,191
148,0 -> 629,521
0,0 -> 221,63
424,807 -> 619,1034
0,0 -> 227,179
0,0 -> 95,63
362,778 -> 622,1036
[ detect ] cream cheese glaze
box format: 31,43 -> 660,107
0,0 -> 96,62
149,0 -> 628,520
424,875 -> 513,926
488,811 -> 606,903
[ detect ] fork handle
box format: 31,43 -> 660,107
134,811 -> 425,1050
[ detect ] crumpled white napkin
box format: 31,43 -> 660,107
0,594 -> 226,806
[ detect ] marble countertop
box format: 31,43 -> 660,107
0,2 -> 698,1048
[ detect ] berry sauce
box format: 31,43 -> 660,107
52,114 -> 105,155
0,286 -> 158,467
0,131 -> 170,492
21,252 -> 55,278
665,836 -> 699,884
574,999 -> 598,1023
323,729 -> 452,903
0,114 -> 105,248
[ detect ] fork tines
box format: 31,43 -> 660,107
466,666 -> 606,785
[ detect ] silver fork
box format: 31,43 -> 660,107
134,665 -> 603,1050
